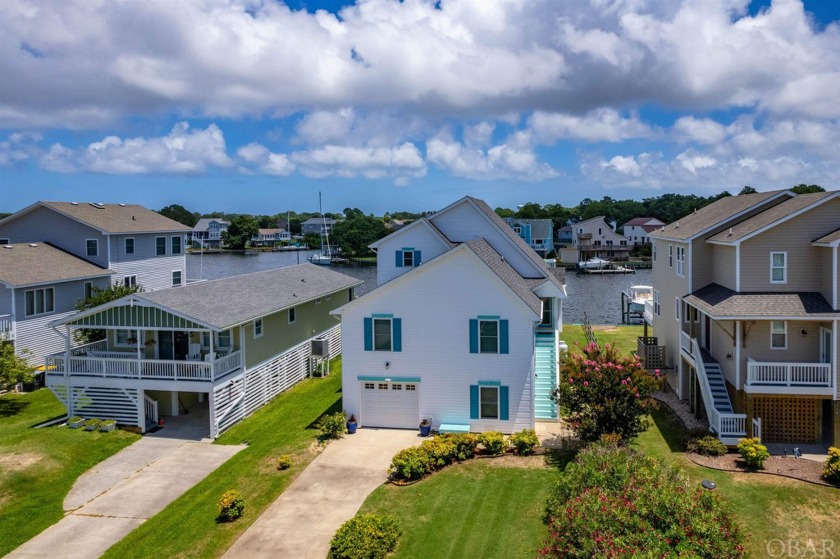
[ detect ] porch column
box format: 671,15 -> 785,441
137,390 -> 145,433
170,391 -> 179,417
65,325 -> 73,418
208,390 -> 217,439
833,401 -> 840,447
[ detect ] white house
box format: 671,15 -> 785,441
334,196 -> 567,433
190,218 -> 229,248
572,215 -> 630,261
621,217 -> 665,246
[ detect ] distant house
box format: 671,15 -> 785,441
621,217 -> 665,246
46,264 -> 361,437
251,228 -> 290,246
190,218 -> 229,248
572,216 -> 630,261
0,243 -> 113,365
334,196 -> 567,433
557,225 -> 574,246
301,217 -> 340,236
0,201 -> 190,292
386,219 -> 413,232
504,218 -> 554,256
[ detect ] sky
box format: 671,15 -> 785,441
1,0 -> 839,216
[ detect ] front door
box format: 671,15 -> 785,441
820,327 -> 832,364
174,332 -> 189,360
158,331 -> 174,360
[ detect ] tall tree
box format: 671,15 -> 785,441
331,214 -> 389,257
158,204 -> 198,227
222,215 -> 259,249
790,184 -> 825,194
739,186 -> 757,195
74,283 -> 144,344
0,334 -> 33,388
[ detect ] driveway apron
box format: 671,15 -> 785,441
222,428 -> 419,559
7,435 -> 244,559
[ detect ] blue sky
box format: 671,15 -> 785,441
1,0 -> 839,215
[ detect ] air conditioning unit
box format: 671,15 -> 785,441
311,338 -> 329,357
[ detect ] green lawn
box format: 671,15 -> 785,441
0,389 -> 139,556
102,361 -> 344,559
561,323 -> 644,355
360,460 -> 556,559
636,407 -> 840,558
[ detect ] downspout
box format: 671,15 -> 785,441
688,243 -> 692,293
735,245 -> 741,292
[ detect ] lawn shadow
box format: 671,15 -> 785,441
305,398 -> 343,431
649,406 -> 690,454
544,449 -> 576,470
30,414 -> 67,428
0,397 -> 30,418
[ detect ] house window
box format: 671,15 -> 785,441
392,384 -> 402,390
156,236 -> 166,256
254,319 -> 263,338
171,236 -> 182,255
653,241 -> 657,261
654,290 -> 661,316
541,298 -> 552,326
125,238 -> 135,254
374,318 -> 392,351
84,281 -> 93,300
364,316 -> 402,352
479,386 -> 499,419
676,246 -> 685,277
669,245 -> 673,267
364,383 -> 375,390
479,319 -> 499,353
115,329 -> 135,346
620,240 -> 627,246
771,321 -> 787,349
124,275 -> 137,287
326,294 -> 332,301
172,270 -> 182,286
25,287 -> 54,316
513,224 -> 521,234
0,238 -> 9,245
402,250 -> 414,267
378,383 -> 388,390
395,249 -> 421,268
86,239 -> 98,257
218,329 -> 232,350
675,297 -> 681,322
315,297 -> 322,305
288,307 -> 296,324
406,384 -> 417,391
593,240 -> 601,246
606,240 -> 613,246
771,252 -> 786,283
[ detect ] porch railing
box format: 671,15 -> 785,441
747,358 -> 833,387
144,394 -> 159,425
45,350 -> 242,382
643,299 -> 654,324
680,330 -> 692,355
0,314 -> 14,340
687,335 -> 746,439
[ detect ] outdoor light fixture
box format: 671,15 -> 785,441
385,362 -> 390,370
800,328 -> 808,337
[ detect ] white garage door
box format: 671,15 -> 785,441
360,381 -> 419,429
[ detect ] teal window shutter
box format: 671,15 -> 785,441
363,317 -> 373,351
414,250 -> 421,265
469,385 -> 479,419
469,319 -> 478,353
499,319 -> 509,354
392,318 -> 402,352
395,250 -> 403,267
500,386 -> 509,420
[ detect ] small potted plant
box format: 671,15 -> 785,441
144,338 -> 156,347
419,418 -> 431,437
99,419 -> 117,433
346,414 -> 358,434
68,416 -> 84,429
84,418 -> 102,431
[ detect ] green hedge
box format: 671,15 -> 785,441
328,513 -> 400,559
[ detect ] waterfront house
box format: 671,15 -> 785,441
45,264 -> 361,437
0,243 -> 114,365
301,216 -> 340,236
334,196 -> 567,433
647,190 -> 839,446
190,218 -> 229,248
251,228 -> 290,246
0,201 -> 191,292
505,218 -> 554,256
621,217 -> 665,246
572,216 -> 630,262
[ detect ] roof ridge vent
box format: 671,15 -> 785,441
728,228 -> 733,236
89,202 -> 105,209
71,202 -> 79,205
675,221 -> 679,228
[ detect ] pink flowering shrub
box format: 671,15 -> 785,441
540,443 -> 746,558
550,342 -> 661,442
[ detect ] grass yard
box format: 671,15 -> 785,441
0,389 -> 139,556
637,407 -> 840,557
102,360 -> 344,559
360,459 -> 556,559
561,323 -> 644,356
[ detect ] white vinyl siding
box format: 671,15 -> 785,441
771,320 -> 787,349
771,252 -> 787,284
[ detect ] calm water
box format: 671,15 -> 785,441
186,251 -> 650,325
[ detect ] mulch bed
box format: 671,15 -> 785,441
687,452 -> 837,488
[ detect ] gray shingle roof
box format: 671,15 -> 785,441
0,243 -> 112,287
707,191 -> 837,243
38,202 -> 192,233
511,218 -> 553,240
651,190 -> 791,241
465,239 -> 542,315
135,264 -> 361,329
814,228 -> 840,245
683,284 -> 840,319
193,218 -> 229,231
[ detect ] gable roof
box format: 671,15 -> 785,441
0,201 -> 192,234
683,283 -> 839,319
622,217 -> 664,227
706,191 -> 839,244
465,239 -> 542,315
193,218 -> 229,230
0,243 -> 112,287
368,217 -> 454,250
54,264 -> 361,331
509,218 -> 553,240
650,190 -> 792,241
813,228 -> 840,247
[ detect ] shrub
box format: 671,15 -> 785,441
687,435 -> 728,457
317,411 -> 348,440
550,341 -> 661,443
276,455 -> 292,470
443,433 -> 479,460
419,436 -> 457,469
597,432 -> 622,447
390,447 -> 431,480
823,447 -> 840,484
478,431 -> 506,455
509,429 -> 540,455
328,513 -> 400,559
737,437 -> 770,469
541,445 -> 746,558
217,490 -> 245,522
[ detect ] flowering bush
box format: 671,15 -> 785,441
317,411 -> 348,440
509,429 -> 540,455
328,513 -> 400,559
276,455 -> 292,470
478,431 -> 507,455
687,435 -> 728,457
551,342 -> 661,442
540,444 -> 746,558
217,490 -> 245,522
737,437 -> 770,469
822,447 -> 840,484
390,447 -> 431,480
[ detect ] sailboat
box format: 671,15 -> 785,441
308,192 -> 332,266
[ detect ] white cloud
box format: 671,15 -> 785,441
426,136 -> 558,181
676,151 -> 717,175
236,142 -> 295,176
529,109 -> 654,143
673,116 -> 727,144
289,143 -> 427,183
600,155 -> 643,177
0,132 -> 42,166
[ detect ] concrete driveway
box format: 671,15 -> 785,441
222,428 -> 420,559
8,434 -> 244,559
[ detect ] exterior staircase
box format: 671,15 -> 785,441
702,355 -> 734,414
534,331 -> 558,419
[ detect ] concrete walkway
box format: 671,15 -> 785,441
8,434 -> 245,559
223,428 -> 420,559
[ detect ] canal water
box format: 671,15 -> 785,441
186,251 -> 651,325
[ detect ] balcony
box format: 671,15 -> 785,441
0,314 -> 14,340
746,358 -> 834,396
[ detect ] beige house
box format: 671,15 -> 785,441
646,190 -> 840,446
572,216 -> 630,261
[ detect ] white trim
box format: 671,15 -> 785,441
819,326 -> 832,365
86,238 -> 99,257
833,246 -> 838,310
479,385 -> 501,420
687,242 -> 692,292
253,319 -> 263,338
368,218 -> 451,251
675,297 -> 681,322
770,251 -> 787,284
24,286 -> 55,317
770,320 -> 787,350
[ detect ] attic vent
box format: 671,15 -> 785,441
119,203 -> 126,207
71,202 -> 79,205
28,243 -> 38,247
89,202 -> 105,209
3,245 -> 12,249
675,221 -> 679,228
728,228 -> 733,236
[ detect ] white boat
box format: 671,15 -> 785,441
577,257 -> 610,269
624,284 -> 653,314
308,192 -> 332,266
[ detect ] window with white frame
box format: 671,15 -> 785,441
84,281 -> 93,300
653,241 -> 657,261
675,297 -> 681,322
479,386 -> 499,419
254,319 -> 263,338
125,238 -> 135,254
668,244 -> 673,267
771,321 -> 787,349
402,250 -> 414,267
771,252 -> 787,283
676,246 -> 685,277
479,319 -> 499,353
654,290 -> 660,316
172,270 -> 182,286
124,275 -> 137,287
218,329 -> 232,350
155,236 -> 166,256
25,287 -> 54,316
171,236 -> 182,255
86,239 -> 98,257
115,329 -> 135,346
373,318 -> 392,351
288,306 -> 296,324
